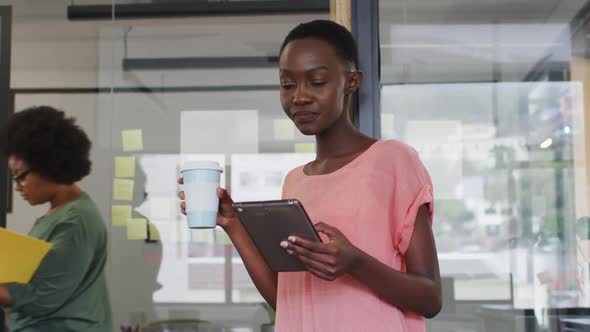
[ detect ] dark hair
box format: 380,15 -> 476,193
0,106 -> 92,184
280,19 -> 359,69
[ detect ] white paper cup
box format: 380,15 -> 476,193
181,160 -> 223,229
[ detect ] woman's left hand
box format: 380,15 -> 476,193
280,222 -> 362,281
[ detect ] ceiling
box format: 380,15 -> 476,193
379,0 -> 581,24
379,0 -> 589,83
3,0 -> 590,84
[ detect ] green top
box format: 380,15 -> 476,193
5,193 -> 112,332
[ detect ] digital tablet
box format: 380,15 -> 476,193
233,199 -> 322,272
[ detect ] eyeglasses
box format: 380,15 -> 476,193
12,169 -> 31,185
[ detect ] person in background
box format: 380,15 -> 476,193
179,20 -> 441,331
0,106 -> 112,332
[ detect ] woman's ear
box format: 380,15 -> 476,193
345,71 -> 364,95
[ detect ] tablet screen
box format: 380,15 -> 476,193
234,199 -> 321,272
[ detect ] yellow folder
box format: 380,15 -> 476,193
0,227 -> 52,283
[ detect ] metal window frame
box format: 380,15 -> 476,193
67,0 -> 329,20
0,6 -> 11,229
351,0 -> 381,138
123,56 -> 279,71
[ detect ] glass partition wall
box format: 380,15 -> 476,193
6,0 -> 590,331
4,1 -> 327,330
379,0 -> 590,331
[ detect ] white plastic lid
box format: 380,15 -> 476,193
181,160 -> 223,172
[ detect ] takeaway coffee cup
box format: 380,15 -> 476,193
181,160 -> 223,229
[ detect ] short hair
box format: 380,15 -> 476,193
280,19 -> 359,69
0,106 -> 91,184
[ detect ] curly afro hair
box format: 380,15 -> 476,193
0,106 -> 92,184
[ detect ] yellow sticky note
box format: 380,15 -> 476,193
113,179 -> 134,201
273,119 -> 295,141
0,228 -> 52,283
127,218 -> 147,240
294,143 -> 316,153
215,228 -> 232,245
381,113 -> 395,138
148,223 -> 160,241
111,205 -> 132,227
114,156 -> 136,178
122,129 -> 144,152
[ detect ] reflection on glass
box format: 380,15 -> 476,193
382,82 -> 583,319
231,154 -> 314,202
180,110 -> 260,154
137,153 -> 315,304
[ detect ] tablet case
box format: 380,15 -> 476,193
233,199 -> 321,272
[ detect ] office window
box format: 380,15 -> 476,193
380,0 -> 590,330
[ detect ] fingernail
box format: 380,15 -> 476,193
287,249 -> 294,255
280,241 -> 288,248
288,236 -> 296,243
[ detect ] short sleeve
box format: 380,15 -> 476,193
281,166 -> 303,199
391,146 -> 434,255
5,215 -> 92,316
281,170 -> 292,199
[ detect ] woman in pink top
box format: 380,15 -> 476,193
179,20 -> 441,331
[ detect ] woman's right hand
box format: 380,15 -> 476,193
177,177 -> 238,230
